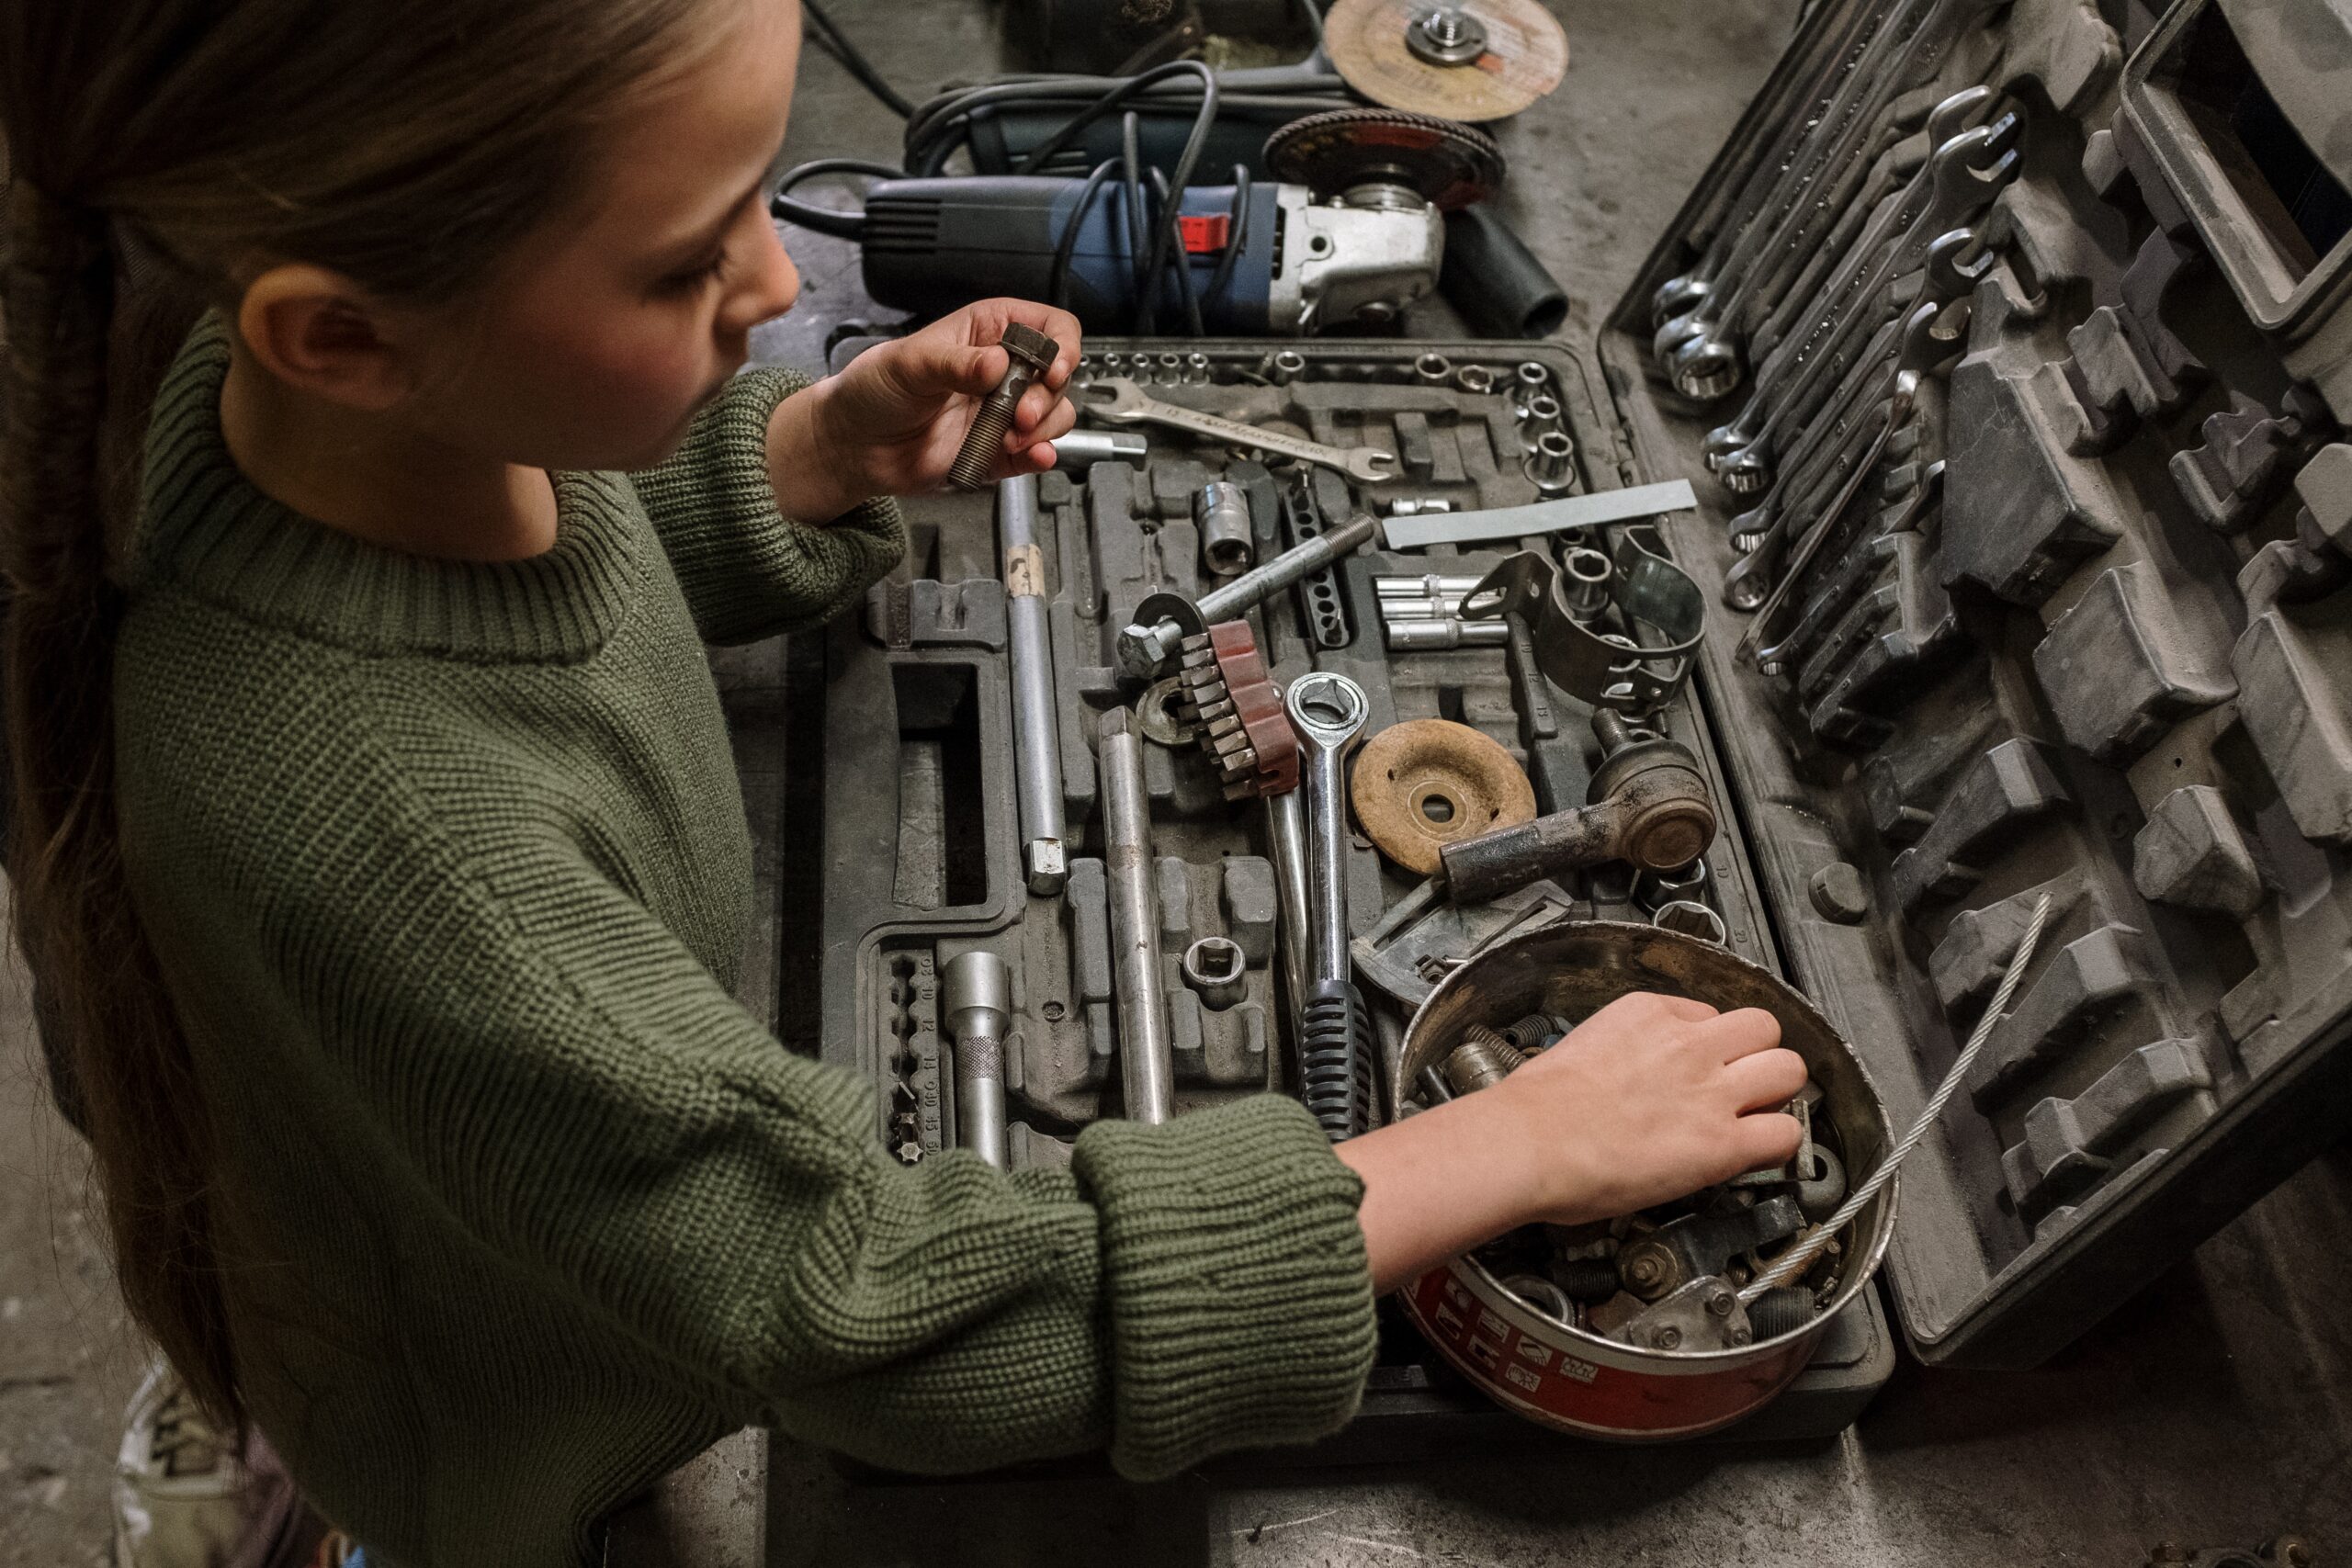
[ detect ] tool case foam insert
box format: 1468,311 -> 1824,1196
1603,0 -> 2352,1371
804,336 -> 1894,1459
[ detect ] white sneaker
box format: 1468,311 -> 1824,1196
111,1359 -> 321,1568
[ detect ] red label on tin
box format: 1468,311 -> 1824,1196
1404,1266 -> 1812,1439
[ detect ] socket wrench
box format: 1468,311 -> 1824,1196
1283,671 -> 1375,1141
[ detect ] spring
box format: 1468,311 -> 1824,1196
1747,1285 -> 1816,1341
1299,987 -> 1373,1141
1499,1013 -> 1559,1053
1553,1256 -> 1623,1302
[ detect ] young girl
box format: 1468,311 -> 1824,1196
1,1 -> 1804,1563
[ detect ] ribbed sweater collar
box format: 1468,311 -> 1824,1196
130,316 -> 646,663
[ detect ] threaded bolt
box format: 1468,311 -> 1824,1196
948,324 -> 1059,491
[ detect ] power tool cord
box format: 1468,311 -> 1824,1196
1741,892 -> 2055,1303
800,0 -> 916,119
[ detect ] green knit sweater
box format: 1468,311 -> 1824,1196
113,321 -> 1377,1568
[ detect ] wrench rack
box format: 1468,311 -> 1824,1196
1608,0 -> 2352,1368
795,336 -> 1896,1460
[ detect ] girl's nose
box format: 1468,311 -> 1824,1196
731,218 -> 800,331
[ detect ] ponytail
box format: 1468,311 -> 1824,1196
2,179 -> 243,1424
1,0 -> 721,1428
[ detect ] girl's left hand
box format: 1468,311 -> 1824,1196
776,299 -> 1084,517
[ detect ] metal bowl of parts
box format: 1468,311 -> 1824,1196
1392,919 -> 1894,1441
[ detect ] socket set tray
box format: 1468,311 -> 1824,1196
794,335 -> 1895,1462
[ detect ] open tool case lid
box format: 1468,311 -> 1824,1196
1600,0 -> 2352,1367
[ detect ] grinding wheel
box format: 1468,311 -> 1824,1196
1351,719 -> 1537,874
1323,0 -> 1569,123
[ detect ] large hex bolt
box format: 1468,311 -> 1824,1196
948,324 -> 1059,491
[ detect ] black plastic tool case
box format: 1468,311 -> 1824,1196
799,335 -> 1895,1452
1601,0 -> 2352,1369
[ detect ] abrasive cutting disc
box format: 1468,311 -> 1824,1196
1264,108 -> 1507,210
1323,0 -> 1568,122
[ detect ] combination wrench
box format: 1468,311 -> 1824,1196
1650,0 -> 1904,326
1653,0 -> 1944,383
1705,105 -> 2015,493
1079,378 -> 1399,484
1710,216 -> 1996,500
1735,297 -> 1970,653
1284,671 -> 1375,1142
1657,0 -> 2007,400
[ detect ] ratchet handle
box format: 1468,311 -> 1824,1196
1299,977 -> 1375,1143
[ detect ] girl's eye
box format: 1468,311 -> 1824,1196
653,250 -> 729,297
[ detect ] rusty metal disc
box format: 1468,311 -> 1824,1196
1322,0 -> 1569,123
1351,718 -> 1536,874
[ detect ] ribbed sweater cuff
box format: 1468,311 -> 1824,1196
633,367 -> 905,642
1070,1096 -> 1376,1479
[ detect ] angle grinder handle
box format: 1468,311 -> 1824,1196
1441,207 -> 1569,340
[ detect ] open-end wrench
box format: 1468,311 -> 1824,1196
1703,89 -> 2004,483
1079,378 -> 1398,485
1735,298 -> 1969,652
1657,0 -> 2006,399
1284,671 -> 1375,1142
1651,0 -> 1904,325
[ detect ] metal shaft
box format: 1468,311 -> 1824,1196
1118,513 -> 1384,677
999,476 -> 1068,895
1265,788 -> 1312,1013
1098,708 -> 1175,1124
1199,513 -> 1380,626
942,950 -> 1012,1169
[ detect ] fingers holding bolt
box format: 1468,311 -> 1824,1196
947,304 -> 1085,490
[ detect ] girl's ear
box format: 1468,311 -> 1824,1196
235,265 -> 413,412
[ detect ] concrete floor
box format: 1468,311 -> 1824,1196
6,3 -> 2352,1566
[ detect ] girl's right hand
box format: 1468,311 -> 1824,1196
1337,992 -> 1806,1294
1491,991 -> 1808,1226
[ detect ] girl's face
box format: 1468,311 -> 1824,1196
401,0 -> 808,472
